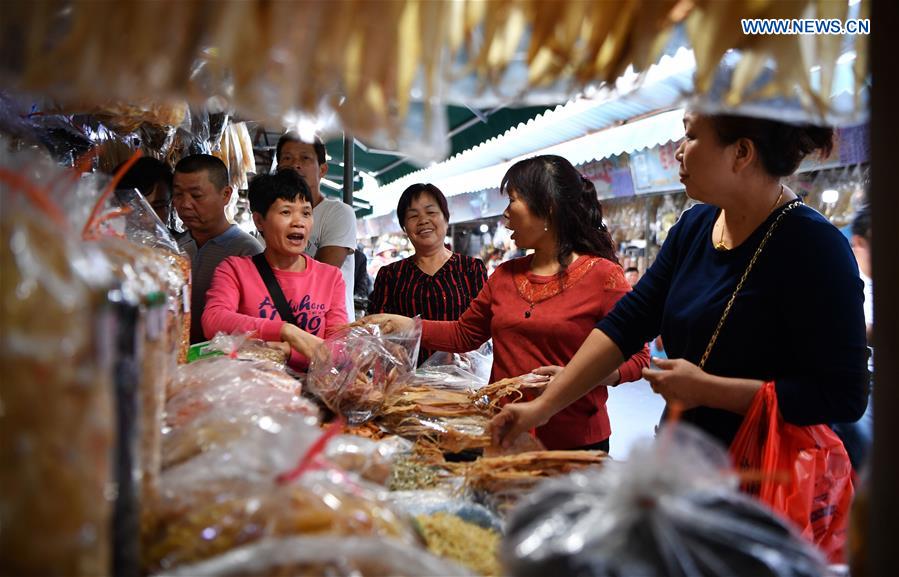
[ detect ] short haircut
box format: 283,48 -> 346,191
396,183 -> 450,231
276,132 -> 327,166
116,157 -> 173,199
851,203 -> 871,240
625,267 -> 639,274
174,154 -> 229,190
248,170 -> 313,216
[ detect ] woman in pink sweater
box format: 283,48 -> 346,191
366,155 -> 649,451
202,170 -> 347,370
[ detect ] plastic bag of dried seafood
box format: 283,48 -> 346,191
157,535 -> 473,577
99,185 -> 191,363
163,357 -> 317,469
465,448 -> 605,515
502,424 -> 827,577
307,320 -> 421,424
388,490 -> 503,533
203,331 -> 290,367
380,411 -> 492,453
145,466 -> 418,573
53,170 -> 191,366
325,434 -> 413,485
0,160 -> 117,575
167,351 -> 301,398
78,183 -> 192,504
418,340 -> 494,390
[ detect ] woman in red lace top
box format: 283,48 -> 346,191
366,155 -> 649,451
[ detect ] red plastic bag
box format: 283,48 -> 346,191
730,381 -> 854,563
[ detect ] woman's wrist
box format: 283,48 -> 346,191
702,373 -> 764,415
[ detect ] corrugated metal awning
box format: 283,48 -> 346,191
363,48 -> 696,216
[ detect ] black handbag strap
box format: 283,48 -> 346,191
252,253 -> 299,326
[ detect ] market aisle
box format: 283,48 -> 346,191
606,379 -> 666,461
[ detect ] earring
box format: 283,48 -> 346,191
543,222 -> 548,232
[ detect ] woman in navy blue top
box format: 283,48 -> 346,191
491,111 -> 869,449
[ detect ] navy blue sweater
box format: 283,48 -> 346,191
597,201 -> 869,446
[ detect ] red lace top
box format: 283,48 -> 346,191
423,254 -> 650,449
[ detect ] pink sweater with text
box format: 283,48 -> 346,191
202,254 -> 348,370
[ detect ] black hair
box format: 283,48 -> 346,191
706,114 -> 834,177
500,155 -> 618,266
851,203 -> 871,240
174,154 -> 230,190
248,170 -> 313,216
116,157 -> 173,199
396,183 -> 450,231
276,132 -> 327,166
625,267 -> 639,274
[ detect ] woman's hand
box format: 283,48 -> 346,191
489,399 -> 551,449
280,323 -> 325,360
265,341 -> 292,357
531,365 -> 562,379
641,357 -> 708,410
361,313 -> 415,335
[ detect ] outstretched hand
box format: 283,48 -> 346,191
489,399 -> 550,449
360,313 -> 415,335
280,323 -> 325,360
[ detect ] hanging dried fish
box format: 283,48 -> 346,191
0,0 -> 869,143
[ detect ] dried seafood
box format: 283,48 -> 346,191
306,323 -> 418,424
415,513 -> 501,576
463,450 -> 608,511
378,385 -> 492,452
465,450 -> 608,488
2,1 -> 866,140
472,374 -> 549,413
340,421 -> 388,440
1,196 -> 115,576
388,455 -> 449,492
143,477 -> 414,573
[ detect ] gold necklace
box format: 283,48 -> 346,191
715,185 -> 784,251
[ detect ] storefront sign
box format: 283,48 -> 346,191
629,141 -> 683,195
447,187 -> 506,222
357,212 -> 402,238
581,155 -> 635,199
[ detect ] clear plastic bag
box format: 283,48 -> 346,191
324,434 -> 413,485
307,321 -> 421,424
76,180 -> 191,365
377,381 -> 493,453
502,424 -> 827,577
382,413 -> 492,454
145,468 -> 417,573
1,150 -> 117,576
162,357 -> 317,470
388,490 -> 504,533
157,535 -> 473,577
149,368 -> 412,572
205,331 -> 290,368
418,340 -> 494,389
